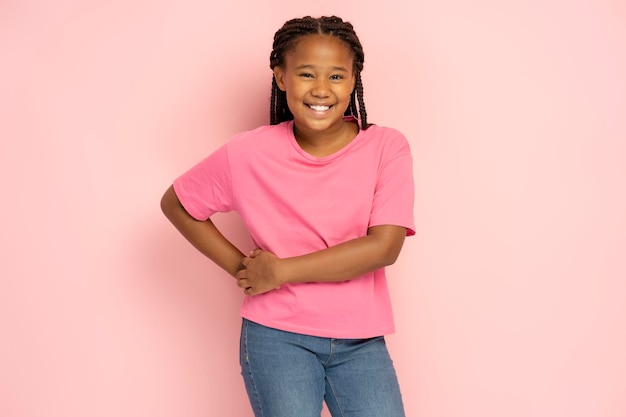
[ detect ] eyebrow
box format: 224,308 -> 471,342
294,64 -> 349,72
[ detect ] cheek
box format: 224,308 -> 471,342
341,85 -> 354,100
284,89 -> 301,111
286,83 -> 307,102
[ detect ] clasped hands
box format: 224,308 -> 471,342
236,248 -> 283,296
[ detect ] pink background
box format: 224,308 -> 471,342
2,0 -> 625,416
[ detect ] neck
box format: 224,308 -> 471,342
293,120 -> 359,157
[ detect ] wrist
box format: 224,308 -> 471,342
275,257 -> 293,286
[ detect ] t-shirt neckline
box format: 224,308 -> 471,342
287,117 -> 364,163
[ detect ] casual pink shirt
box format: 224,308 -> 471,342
174,120 -> 415,338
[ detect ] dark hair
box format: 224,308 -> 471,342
269,16 -> 370,128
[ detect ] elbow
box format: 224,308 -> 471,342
371,239 -> 404,269
380,247 -> 402,267
367,225 -> 407,267
380,237 -> 408,267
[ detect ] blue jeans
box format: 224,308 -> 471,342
240,319 -> 406,417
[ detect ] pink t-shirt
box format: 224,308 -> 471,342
173,120 -> 415,338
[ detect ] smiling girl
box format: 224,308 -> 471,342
161,16 -> 415,417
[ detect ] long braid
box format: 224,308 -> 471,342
355,73 -> 368,127
270,77 -> 292,125
269,16 -> 371,129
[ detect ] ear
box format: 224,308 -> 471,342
273,67 -> 286,91
351,72 -> 357,92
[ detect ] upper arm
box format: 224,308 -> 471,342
170,144 -> 234,221
160,185 -> 198,227
160,185 -> 183,218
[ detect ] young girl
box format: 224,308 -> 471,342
161,15 -> 415,417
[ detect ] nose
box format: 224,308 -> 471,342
311,78 -> 330,98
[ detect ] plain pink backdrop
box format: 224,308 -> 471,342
1,1 -> 625,416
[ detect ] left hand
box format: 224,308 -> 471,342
236,249 -> 283,296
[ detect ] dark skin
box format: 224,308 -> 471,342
161,34 -> 408,295
161,185 -> 246,278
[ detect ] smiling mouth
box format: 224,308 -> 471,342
307,104 -> 332,112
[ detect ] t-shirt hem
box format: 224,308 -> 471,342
172,179 -> 208,221
369,220 -> 416,237
240,312 -> 395,339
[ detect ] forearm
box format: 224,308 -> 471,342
160,185 -> 245,277
237,225 -> 406,295
280,225 -> 407,284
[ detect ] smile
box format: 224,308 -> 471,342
307,104 -> 332,112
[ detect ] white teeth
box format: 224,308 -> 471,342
309,105 -> 330,111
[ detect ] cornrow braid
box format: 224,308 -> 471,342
269,16 -> 371,129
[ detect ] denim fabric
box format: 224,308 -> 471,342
240,319 -> 406,417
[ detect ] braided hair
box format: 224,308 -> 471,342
269,16 -> 370,129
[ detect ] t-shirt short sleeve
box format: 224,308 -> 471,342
172,144 -> 234,221
369,134 -> 416,236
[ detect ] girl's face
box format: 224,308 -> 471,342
273,34 -> 356,140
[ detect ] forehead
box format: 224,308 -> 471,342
285,34 -> 354,67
